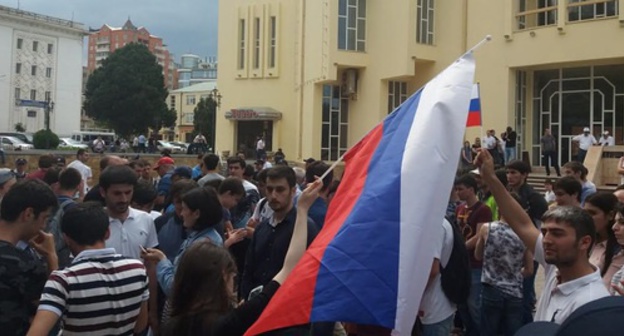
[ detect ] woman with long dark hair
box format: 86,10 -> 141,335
160,180 -> 322,336
584,192 -> 622,287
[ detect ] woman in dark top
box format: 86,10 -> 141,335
161,179 -> 323,336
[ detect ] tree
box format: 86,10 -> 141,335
84,43 -> 169,138
193,97 -> 217,145
14,123 -> 26,132
33,129 -> 60,149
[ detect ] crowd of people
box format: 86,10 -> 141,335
2,132 -> 624,335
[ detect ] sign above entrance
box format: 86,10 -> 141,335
225,107 -> 282,121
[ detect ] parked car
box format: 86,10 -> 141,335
157,140 -> 184,154
70,130 -> 116,149
59,138 -> 89,150
170,141 -> 189,150
0,132 -> 33,144
1,136 -> 34,151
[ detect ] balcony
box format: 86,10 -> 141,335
515,0 -> 618,31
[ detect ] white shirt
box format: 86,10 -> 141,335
256,139 -> 265,150
263,162 -> 273,169
482,135 -> 497,150
572,134 -> 597,150
599,136 -> 615,146
67,159 -> 92,194
533,234 -> 609,324
419,219 -> 456,324
106,207 -> 159,260
544,190 -> 556,203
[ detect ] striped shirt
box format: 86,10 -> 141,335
38,248 -> 149,336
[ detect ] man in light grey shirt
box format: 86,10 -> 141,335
197,154 -> 225,187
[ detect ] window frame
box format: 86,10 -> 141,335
321,85 -> 349,161
238,19 -> 247,70
416,0 -> 435,45
338,0 -> 367,52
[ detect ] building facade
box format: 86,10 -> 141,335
0,5 -> 86,136
87,19 -> 177,90
177,54 -> 218,88
217,0 -> 624,164
168,81 -> 218,143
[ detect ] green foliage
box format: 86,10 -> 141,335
14,123 -> 26,132
193,97 -> 216,143
84,43 -> 169,138
33,129 -> 60,149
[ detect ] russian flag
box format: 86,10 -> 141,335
246,53 -> 476,336
466,83 -> 481,127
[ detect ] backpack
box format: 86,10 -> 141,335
440,216 -> 472,305
46,199 -> 75,269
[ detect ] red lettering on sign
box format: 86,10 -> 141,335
231,109 -> 259,120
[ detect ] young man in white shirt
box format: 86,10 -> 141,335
598,131 -> 615,146
67,148 -> 92,195
475,149 -> 608,325
572,127 -> 597,163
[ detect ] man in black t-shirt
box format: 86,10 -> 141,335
503,126 -> 517,164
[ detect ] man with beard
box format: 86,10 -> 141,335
99,165 -> 159,332
240,166 -> 318,300
0,180 -> 58,334
475,149 -> 608,324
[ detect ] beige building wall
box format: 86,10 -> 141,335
168,81 -> 218,143
218,0 -> 624,164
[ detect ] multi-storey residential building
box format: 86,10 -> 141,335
0,5 -> 87,136
177,54 -> 218,88
87,19 -> 177,90
217,0 -> 624,165
168,80 -> 218,143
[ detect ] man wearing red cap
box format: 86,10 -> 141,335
154,157 -> 175,210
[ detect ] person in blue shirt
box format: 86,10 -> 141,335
304,161 -> 333,229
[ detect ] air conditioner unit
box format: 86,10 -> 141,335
341,68 -> 359,97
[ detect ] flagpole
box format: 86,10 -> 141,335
318,35 -> 492,181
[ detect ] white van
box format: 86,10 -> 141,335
70,131 -> 116,149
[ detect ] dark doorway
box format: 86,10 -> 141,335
237,121 -> 273,159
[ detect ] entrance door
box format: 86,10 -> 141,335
237,121 -> 273,159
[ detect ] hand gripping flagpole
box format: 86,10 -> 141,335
318,35 -> 492,182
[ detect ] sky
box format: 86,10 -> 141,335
0,0 -> 219,63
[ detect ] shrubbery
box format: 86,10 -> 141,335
33,129 -> 60,149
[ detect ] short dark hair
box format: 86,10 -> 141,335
544,178 -> 553,186
454,174 -> 478,193
203,154 -> 220,171
256,169 -> 269,184
62,202 -> 109,245
226,156 -> 246,169
306,161 -> 333,191
170,179 -> 198,203
218,177 -> 245,197
494,168 -> 508,188
38,154 -> 54,169
615,184 -> 624,191
129,160 -> 144,170
243,165 -> 255,178
563,161 -> 587,179
99,156 -> 114,170
506,160 -> 531,175
132,180 -> 158,206
59,167 -> 82,191
0,179 -> 57,222
181,187 -> 223,231
99,165 -> 137,191
542,206 -> 596,251
266,166 -> 296,188
76,149 -> 86,157
554,176 -> 582,201
43,167 -> 62,186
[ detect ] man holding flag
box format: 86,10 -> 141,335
245,43 -> 480,335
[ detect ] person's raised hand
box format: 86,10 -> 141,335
474,148 -> 495,178
29,231 -> 56,257
141,247 -> 166,263
297,178 -> 323,211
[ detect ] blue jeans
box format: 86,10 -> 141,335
577,149 -> 587,163
458,268 -> 482,336
422,314 -> 454,336
504,147 -> 516,164
480,284 -> 523,336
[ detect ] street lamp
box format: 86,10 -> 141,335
208,88 -> 222,152
45,97 -> 54,131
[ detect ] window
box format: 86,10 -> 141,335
14,88 -> 20,100
186,95 -> 196,105
47,43 -> 53,54
253,18 -> 261,69
184,113 -> 194,123
416,0 -> 435,45
517,0 -> 557,30
388,81 -> 408,114
170,95 -> 176,109
17,38 -> 23,49
33,41 -> 38,52
31,65 -> 37,76
15,63 -> 21,74
568,0 -> 617,22
321,85 -> 349,161
27,110 -> 37,118
46,67 -> 52,78
338,0 -> 366,51
45,91 -> 51,101
30,89 -> 37,100
268,16 -> 277,68
238,19 -> 246,70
